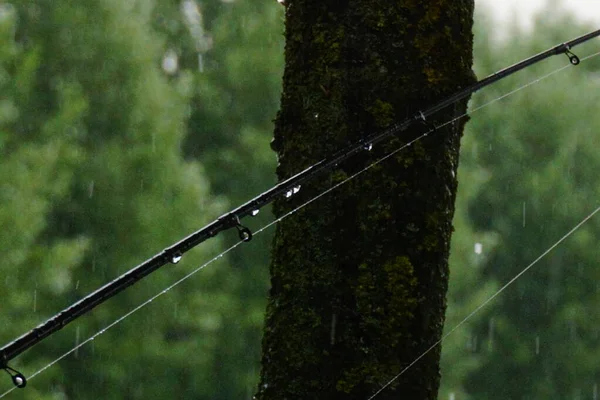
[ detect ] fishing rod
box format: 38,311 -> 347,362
2,28 -> 599,389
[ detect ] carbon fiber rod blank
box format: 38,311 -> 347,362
2,27 -> 599,388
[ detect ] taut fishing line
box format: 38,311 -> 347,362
366,50 -> 600,399
2,49 -> 598,397
0,244 -> 244,398
3,28 -> 598,384
367,205 -> 600,400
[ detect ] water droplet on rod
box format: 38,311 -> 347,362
170,253 -> 183,264
251,209 -> 260,216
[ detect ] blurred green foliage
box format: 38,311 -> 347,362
0,0 -> 282,399
1,0 -> 600,399
440,4 -> 600,399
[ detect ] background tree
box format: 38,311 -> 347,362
151,0 -> 284,395
439,4 -> 600,399
1,1 -> 235,398
255,2 -> 475,399
0,7 -> 88,398
4,0 -> 599,399
1,0 -> 286,398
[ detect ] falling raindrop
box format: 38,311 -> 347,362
251,209 -> 260,216
33,289 -> 37,312
535,336 -> 540,355
487,318 -> 494,351
569,320 -> 577,340
198,54 -> 204,73
474,242 -> 483,255
88,181 -> 95,198
330,313 -> 337,345
593,383 -> 598,400
170,253 -> 183,264
522,202 -> 527,227
364,143 -> 373,151
75,326 -> 81,358
470,335 -> 478,352
162,49 -> 179,75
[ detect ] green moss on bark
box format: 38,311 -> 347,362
257,1 -> 475,399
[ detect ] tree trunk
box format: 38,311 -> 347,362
257,1 -> 475,399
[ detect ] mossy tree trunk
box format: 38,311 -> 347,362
257,1 -> 475,399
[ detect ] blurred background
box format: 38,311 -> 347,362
0,0 -> 598,398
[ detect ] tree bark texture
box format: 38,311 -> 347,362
257,1 -> 475,399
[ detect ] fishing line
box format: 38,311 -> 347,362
4,49 -> 597,397
0,242 -> 244,399
254,49 -> 600,236
367,205 -> 600,400
366,50 -> 600,400
469,50 -> 600,115
3,29 -> 598,381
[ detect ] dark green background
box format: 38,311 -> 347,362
0,1 -> 598,398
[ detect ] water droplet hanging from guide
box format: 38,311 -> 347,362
13,374 -> 25,388
170,253 -> 182,264
240,230 -> 251,241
